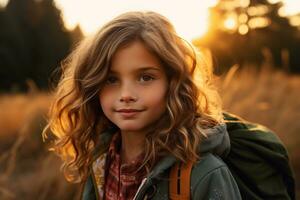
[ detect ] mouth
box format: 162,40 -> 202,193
116,108 -> 144,113
115,108 -> 145,118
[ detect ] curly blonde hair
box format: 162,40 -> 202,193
43,11 -> 223,183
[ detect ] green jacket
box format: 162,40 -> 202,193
81,121 -> 242,199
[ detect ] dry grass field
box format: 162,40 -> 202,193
0,67 -> 299,199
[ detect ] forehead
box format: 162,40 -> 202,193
110,41 -> 163,73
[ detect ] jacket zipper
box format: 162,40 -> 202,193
133,178 -> 147,200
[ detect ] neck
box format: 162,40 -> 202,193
120,130 -> 146,164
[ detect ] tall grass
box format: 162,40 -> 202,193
218,66 -> 300,159
0,67 -> 299,199
0,93 -> 81,199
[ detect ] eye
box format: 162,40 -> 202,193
105,76 -> 118,84
139,74 -> 155,82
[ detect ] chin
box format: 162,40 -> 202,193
119,127 -> 143,132
117,124 -> 145,133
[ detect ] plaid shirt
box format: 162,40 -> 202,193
104,133 -> 146,200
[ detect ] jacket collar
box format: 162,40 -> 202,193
133,155 -> 177,200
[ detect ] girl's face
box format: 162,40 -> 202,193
99,41 -> 168,135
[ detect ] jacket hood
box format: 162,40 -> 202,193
149,123 -> 230,177
198,123 -> 230,157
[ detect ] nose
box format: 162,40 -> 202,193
120,95 -> 137,103
119,83 -> 137,103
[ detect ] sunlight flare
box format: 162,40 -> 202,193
224,16 -> 237,30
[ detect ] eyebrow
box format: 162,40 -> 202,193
109,66 -> 163,74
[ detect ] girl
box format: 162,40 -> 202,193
43,11 -> 242,199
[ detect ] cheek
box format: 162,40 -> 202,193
144,85 -> 167,109
99,89 -> 114,112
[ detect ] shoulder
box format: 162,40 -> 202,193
191,153 -> 242,200
191,153 -> 227,183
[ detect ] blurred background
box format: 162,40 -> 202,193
0,0 -> 299,199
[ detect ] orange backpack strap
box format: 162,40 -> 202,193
169,161 -> 193,200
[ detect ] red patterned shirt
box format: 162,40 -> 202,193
104,133 -> 147,200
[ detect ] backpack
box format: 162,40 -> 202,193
169,112 -> 295,200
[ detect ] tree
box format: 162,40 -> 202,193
193,0 -> 300,74
0,0 -> 72,92
33,0 -> 71,88
0,5 -> 30,91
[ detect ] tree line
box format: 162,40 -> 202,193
0,0 -> 299,92
194,0 -> 300,74
0,0 -> 83,92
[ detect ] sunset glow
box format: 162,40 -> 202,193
53,0 -> 218,41
0,0 -> 299,40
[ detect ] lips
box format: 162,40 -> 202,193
116,108 -> 144,118
116,109 -> 144,113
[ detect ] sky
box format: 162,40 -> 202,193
53,0 -> 218,41
0,0 -> 299,41
54,0 -> 300,41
